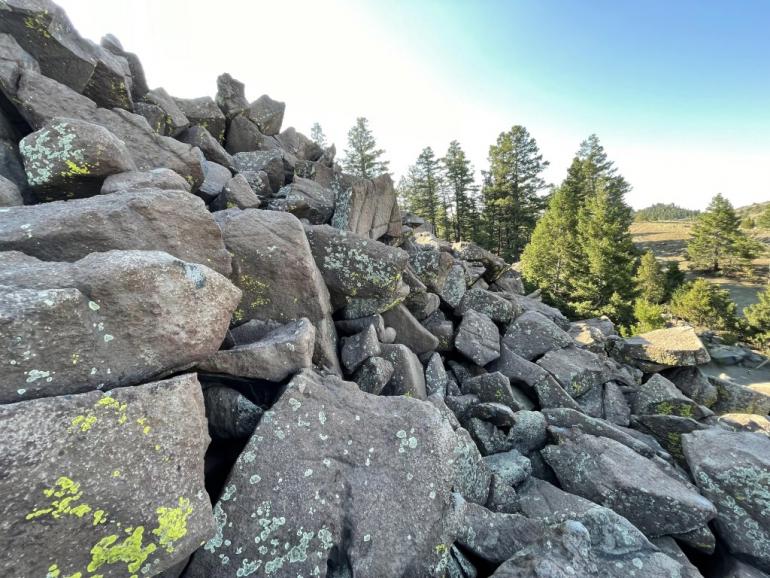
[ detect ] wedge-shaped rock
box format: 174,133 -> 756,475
245,94 -> 285,136
409,248 -> 455,293
462,371 -> 533,412
331,173 -> 400,240
632,373 -> 709,418
340,324 -> 381,374
456,309 -> 500,366
0,250 -> 240,402
198,318 -> 315,382
214,209 -> 340,374
537,346 -> 613,398
616,325 -> 710,371
177,125 -> 233,169
232,150 -> 284,193
662,366 -> 718,407
0,374 -> 214,578
0,189 -> 232,275
683,428 -> 770,572
210,173 -> 261,210
382,303 -> 439,355
19,117 -> 136,197
380,343 -> 428,398
203,385 -> 263,440
455,287 -> 518,324
174,96 -> 226,142
142,87 -> 189,137
186,370 -> 465,578
542,428 -> 716,537
268,176 -> 335,223
304,224 -> 408,300
503,310 -> 572,361
450,241 -> 507,281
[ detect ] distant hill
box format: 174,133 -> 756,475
634,203 -> 700,222
735,201 -> 770,221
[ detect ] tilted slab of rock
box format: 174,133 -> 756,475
268,177 -> 335,224
503,310 -> 573,361
186,369 -> 466,577
0,189 -> 232,276
455,287 -> 519,324
4,69 -> 204,188
198,318 -> 315,382
455,309 -> 500,366
380,343 -> 428,399
615,325 -> 711,371
304,223 -> 408,302
683,428 -> 770,572
245,94 -> 285,136
331,173 -> 401,240
0,374 -> 214,578
174,96 -> 226,142
203,385 -> 263,441
177,125 -> 234,170
142,87 -> 189,137
536,346 -> 635,399
542,428 -> 716,537
382,303 -> 439,355
214,209 -> 340,374
0,250 -> 240,403
632,373 -> 710,419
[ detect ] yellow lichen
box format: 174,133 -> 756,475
152,497 -> 193,553
87,527 -> 156,575
26,476 -> 92,521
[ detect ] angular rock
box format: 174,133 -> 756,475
382,303 -> 439,355
245,94 -> 285,136
455,287 -> 518,324
338,280 -> 409,319
483,449 -> 532,487
450,241 -> 507,281
455,309 -> 500,366
683,428 -> 770,572
409,249 -> 455,293
509,294 -> 571,330
422,310 -> 455,352
404,290 -> 440,321
19,117 -> 136,197
174,96 -> 226,142
615,325 -> 711,372
717,413 -> 770,434
0,173 -> 23,205
340,324 -> 381,374
142,87 -> 189,137
198,160 -> 231,201
352,356 -> 394,395
134,101 -> 166,134
214,209 -> 340,374
438,262 -> 466,308
331,173 -> 400,240
465,418 -> 514,456
101,168 -> 191,194
176,125 -> 233,169
0,374 -> 214,578
542,428 -> 716,537
462,372 -> 533,412
215,73 -> 248,118
603,380 -> 632,426
223,114 -> 267,155
537,346 -> 613,398
186,369 -> 465,578
275,127 -> 323,162
502,310 -> 572,361
425,352 -> 448,396
232,149 -> 284,193
634,414 -> 708,463
486,475 -> 520,514
0,250 -> 239,403
335,314 -> 385,336
203,385 -> 263,440
632,373 -> 709,419
467,402 -> 517,426
210,173 -> 261,210
569,316 -> 617,352
662,366 -> 719,407
0,189 -> 232,276
711,376 -> 770,415
198,318 -> 315,382
268,177 -> 335,224
380,343 -> 427,399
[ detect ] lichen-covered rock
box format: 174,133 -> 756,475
450,241 -> 507,281
304,223 -> 408,302
174,96 -> 226,142
244,94 -> 285,136
19,117 -> 136,197
340,324 -> 381,374
142,87 -> 189,137
462,372 -> 534,412
537,346 -> 616,398
0,189 -> 232,275
683,428 -> 770,572
483,449 -> 532,487
382,303 -> 440,355
100,168 -> 191,194
711,376 -> 770,415
615,326 -> 711,372
0,250 -> 240,403
509,293 -> 571,330
409,248 -> 455,293
455,287 -> 518,324
353,356 -> 394,395
198,318 -> 315,382
232,150 -> 284,193
185,369 -> 466,578
0,374 -> 214,578
268,177 -> 335,224
177,125 -> 234,169
633,414 -> 708,464
425,352 -> 449,396
455,309 -> 500,366
404,290 -> 440,320
214,209 -> 340,374
438,262 -> 466,308
632,373 -> 709,419
210,173 -> 261,210
215,73 -> 248,119
198,160 -> 231,201
503,310 -> 573,361
662,366 -> 718,408
380,343 -> 427,399
203,385 -> 263,440
542,428 -> 716,537
331,173 -> 400,240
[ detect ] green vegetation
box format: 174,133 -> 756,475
310,122 -> 327,148
744,285 -> 770,348
634,203 -> 699,222
635,250 -> 666,304
630,298 -> 667,334
342,117 -> 390,178
670,278 -> 739,331
400,147 -> 444,236
442,140 -> 481,243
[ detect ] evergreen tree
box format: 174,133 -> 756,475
686,194 -> 763,275
481,126 -> 549,262
631,298 -> 667,335
670,279 -> 738,331
744,286 -> 770,348
664,261 -> 686,300
442,140 -> 478,242
403,147 -> 443,233
635,251 -> 666,304
342,117 -> 390,179
310,122 -> 327,147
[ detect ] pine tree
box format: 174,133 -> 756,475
403,147 -> 443,233
310,122 -> 327,147
687,194 -> 764,275
635,251 -> 666,304
442,140 -> 478,242
342,117 -> 390,179
664,261 -> 686,300
744,286 -> 770,347
670,279 -> 738,331
481,126 -> 549,262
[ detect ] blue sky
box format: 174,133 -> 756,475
58,0 -> 770,209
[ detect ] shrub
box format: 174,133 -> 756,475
670,279 -> 738,331
630,298 -> 667,335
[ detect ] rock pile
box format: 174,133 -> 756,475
1,2 -> 770,577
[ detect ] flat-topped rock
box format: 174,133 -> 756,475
616,326 -> 711,371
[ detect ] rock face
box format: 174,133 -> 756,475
0,374 -> 213,578
186,370 -> 464,578
0,250 -> 240,402
332,173 -> 400,240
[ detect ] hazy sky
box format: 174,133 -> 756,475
56,0 -> 770,210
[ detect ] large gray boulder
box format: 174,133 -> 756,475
19,117 -> 136,198
455,309 -> 500,366
683,428 -> 770,572
615,326 -> 711,372
382,303 -> 439,355
198,318 -> 315,382
185,370 -> 465,578
542,428 -> 716,537
455,288 -> 518,324
503,310 -> 573,361
632,373 -> 708,418
331,173 -> 400,240
6,69 -> 204,188
215,73 -> 248,119
232,150 -> 284,193
537,346 -> 617,398
0,374 -> 214,578
0,189 -> 232,276
100,168 -> 191,194
176,125 -> 234,169
245,94 -> 285,136
380,343 -> 428,399
213,209 -> 340,374
0,250 -> 240,403
174,96 -> 226,142
268,177 -> 335,224
142,87 -> 189,137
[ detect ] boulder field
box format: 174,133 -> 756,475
1,2 -> 770,577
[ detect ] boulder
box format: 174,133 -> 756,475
502,310 -> 573,361
455,288 -> 518,324
0,374 -> 214,578
340,324 -> 381,374
615,326 -> 711,372
422,311 -> 456,353
683,428 -> 770,572
174,96 -> 226,142
232,150 -> 284,193
408,249 -> 455,293
19,117 -> 136,198
275,127 -> 323,162
425,352 -> 448,396
662,366 -> 718,407
223,115 -> 267,155
509,294 -> 571,330
198,318 -> 315,382
213,209 -> 340,374
537,346 -> 614,398
142,87 -> 189,137
210,173 -> 261,210
215,73 -> 248,119
437,262 -> 466,308
462,372 -> 534,412
245,94 -> 285,136
382,304 -> 439,355
404,290 -> 440,320
101,168 -> 191,194
100,34 -> 148,101
176,125 -> 234,169
455,309 -> 500,366
203,385 -> 263,440
0,189 -> 232,276
198,160 -> 231,201
450,241 -> 507,281
634,414 -> 708,463
0,250 -> 240,403
632,373 -> 709,418
185,370 -> 466,578
268,177 -> 335,224
353,356 -> 394,395
542,428 -> 716,537
331,173 -> 400,240
0,173 -> 23,205
711,376 -> 770,415
483,450 -> 532,487
380,343 -> 427,399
